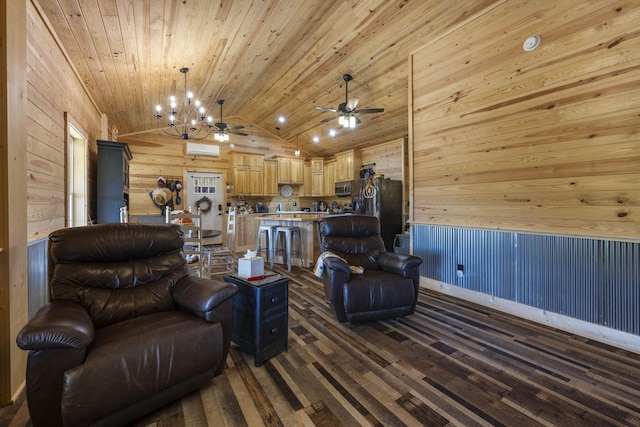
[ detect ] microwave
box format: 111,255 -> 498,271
334,181 -> 352,197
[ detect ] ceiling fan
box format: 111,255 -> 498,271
314,74 -> 384,128
213,99 -> 247,141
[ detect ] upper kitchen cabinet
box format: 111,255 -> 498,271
232,152 -> 264,196
264,159 -> 278,196
303,162 -> 312,197
311,158 -> 324,197
323,160 -> 336,197
277,157 -> 304,184
97,140 -> 132,223
233,152 -> 264,169
335,149 -> 361,182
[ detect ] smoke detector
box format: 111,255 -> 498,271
523,35 -> 541,51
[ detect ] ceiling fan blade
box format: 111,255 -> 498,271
229,125 -> 245,130
315,106 -> 338,112
354,108 -> 384,114
320,115 -> 340,123
229,130 -> 248,136
355,116 -> 362,125
214,122 -> 227,130
346,97 -> 359,111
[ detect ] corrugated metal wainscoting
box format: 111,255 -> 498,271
414,225 -> 639,335
27,237 -> 49,319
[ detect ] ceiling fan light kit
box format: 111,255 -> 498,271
315,73 -> 384,129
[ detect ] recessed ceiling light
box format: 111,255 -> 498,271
313,136 -> 319,143
328,129 -> 336,137
278,116 -> 285,123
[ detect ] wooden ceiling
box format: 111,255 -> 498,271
36,0 -> 498,157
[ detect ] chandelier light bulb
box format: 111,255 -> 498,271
169,95 -> 175,102
169,115 -> 175,122
155,105 -> 161,112
187,91 -> 193,99
170,101 -> 177,109
207,116 -> 213,122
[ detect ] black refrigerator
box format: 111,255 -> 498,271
351,178 -> 403,252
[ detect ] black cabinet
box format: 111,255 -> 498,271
223,274 -> 289,366
97,140 -> 132,224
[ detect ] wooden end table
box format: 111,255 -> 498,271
223,273 -> 289,366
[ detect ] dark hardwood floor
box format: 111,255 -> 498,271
4,265 -> 640,426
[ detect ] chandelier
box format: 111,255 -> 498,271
153,68 -> 213,140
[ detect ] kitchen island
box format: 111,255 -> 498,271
257,212 -> 329,269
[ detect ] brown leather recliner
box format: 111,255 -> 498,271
318,215 -> 423,323
16,223 -> 238,427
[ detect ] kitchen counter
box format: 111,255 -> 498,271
259,214 -> 328,268
234,212 -> 328,255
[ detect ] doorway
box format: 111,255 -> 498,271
185,172 -> 224,244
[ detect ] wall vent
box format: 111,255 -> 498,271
185,142 -> 220,157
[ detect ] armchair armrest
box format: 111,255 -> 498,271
16,300 -> 94,351
377,252 -> 423,276
323,256 -> 351,275
172,276 -> 238,322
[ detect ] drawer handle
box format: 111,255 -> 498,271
271,297 -> 279,304
271,327 -> 279,334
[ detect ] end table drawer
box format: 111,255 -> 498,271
260,314 -> 288,346
261,285 -> 287,311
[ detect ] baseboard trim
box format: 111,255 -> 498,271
421,277 -> 640,355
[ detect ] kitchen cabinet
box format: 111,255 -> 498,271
335,149 -> 361,182
303,162 -> 312,196
312,173 -> 324,197
311,158 -> 323,173
234,168 -> 263,196
323,160 -> 336,197
233,153 -> 264,169
264,159 -> 278,196
277,157 -> 304,184
291,159 -> 304,184
232,152 -> 264,196
97,140 -> 132,223
311,158 -> 323,196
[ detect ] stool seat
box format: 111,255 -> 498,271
256,225 -> 277,269
275,226 -> 303,272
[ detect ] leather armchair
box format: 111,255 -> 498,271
16,223 -> 238,427
318,215 -> 423,323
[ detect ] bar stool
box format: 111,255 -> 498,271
256,225 -> 277,269
275,226 -> 303,272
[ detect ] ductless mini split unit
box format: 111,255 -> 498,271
185,142 -> 220,157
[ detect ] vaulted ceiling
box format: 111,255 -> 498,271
37,0 -> 498,157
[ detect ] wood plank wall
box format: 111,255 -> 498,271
26,1 -> 103,240
411,0 -> 640,241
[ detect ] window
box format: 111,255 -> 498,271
66,118 -> 88,227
